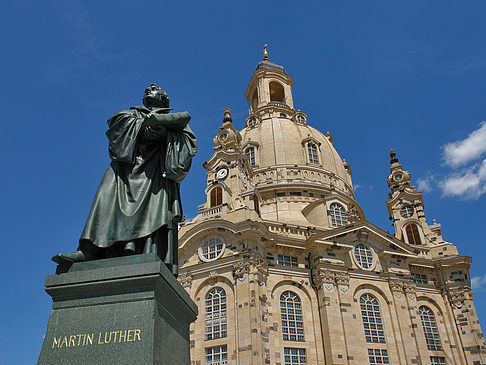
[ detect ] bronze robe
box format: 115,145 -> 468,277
79,106 -> 197,271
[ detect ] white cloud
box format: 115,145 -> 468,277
417,175 -> 434,192
353,184 -> 361,192
442,121 -> 486,168
471,274 -> 486,291
440,159 -> 486,199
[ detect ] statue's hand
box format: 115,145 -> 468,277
144,115 -> 167,140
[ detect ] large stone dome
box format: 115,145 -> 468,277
241,116 -> 353,192
240,115 -> 354,201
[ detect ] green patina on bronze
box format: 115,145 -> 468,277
53,84 -> 197,275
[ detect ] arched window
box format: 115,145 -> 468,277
245,147 -> 256,167
210,187 -> 222,207
205,288 -> 227,340
405,223 -> 422,245
269,81 -> 285,102
307,143 -> 319,164
330,203 -> 347,227
360,294 -> 385,343
280,291 -> 304,341
419,306 -> 442,351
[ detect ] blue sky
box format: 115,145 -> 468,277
1,1 -> 486,363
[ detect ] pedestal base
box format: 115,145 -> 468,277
38,254 -> 197,365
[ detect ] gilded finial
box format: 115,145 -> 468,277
263,44 -> 269,60
389,149 -> 399,164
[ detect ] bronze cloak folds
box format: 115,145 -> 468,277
79,106 -> 197,249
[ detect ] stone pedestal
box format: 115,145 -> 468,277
38,254 -> 197,365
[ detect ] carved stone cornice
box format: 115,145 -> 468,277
177,272 -> 192,292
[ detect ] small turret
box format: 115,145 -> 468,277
213,106 -> 242,152
386,149 -> 412,195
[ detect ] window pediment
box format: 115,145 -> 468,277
301,136 -> 321,147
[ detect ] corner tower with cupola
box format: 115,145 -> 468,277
386,149 -> 451,253
177,48 -> 485,365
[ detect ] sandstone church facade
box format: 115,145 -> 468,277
177,54 -> 486,365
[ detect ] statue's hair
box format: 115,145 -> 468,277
147,83 -> 169,108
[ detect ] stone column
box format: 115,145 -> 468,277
447,287 -> 486,364
233,251 -> 269,365
312,268 -> 349,364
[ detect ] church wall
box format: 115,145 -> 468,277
180,226 -> 486,365
180,55 -> 485,365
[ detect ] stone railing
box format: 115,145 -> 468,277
252,165 -> 354,197
198,204 -> 229,219
267,223 -> 311,239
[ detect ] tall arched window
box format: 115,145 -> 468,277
210,187 -> 222,207
269,81 -> 285,102
280,291 -> 304,341
245,147 -> 256,167
360,294 -> 385,343
330,203 -> 347,227
253,194 -> 260,215
251,89 -> 258,111
205,288 -> 227,340
307,143 -> 319,164
405,223 -> 422,245
419,306 -> 442,351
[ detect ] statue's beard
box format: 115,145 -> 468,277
143,95 -> 166,108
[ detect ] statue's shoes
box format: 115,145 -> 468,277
52,250 -> 86,264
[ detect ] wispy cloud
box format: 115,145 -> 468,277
417,175 -> 434,193
471,274 -> 486,291
353,184 -> 361,192
442,121 -> 486,168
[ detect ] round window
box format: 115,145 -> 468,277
199,237 -> 225,262
353,244 -> 374,270
248,116 -> 258,127
401,205 -> 414,218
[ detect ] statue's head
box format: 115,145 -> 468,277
143,83 -> 169,108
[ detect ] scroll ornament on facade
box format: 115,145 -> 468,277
177,272 -> 193,292
233,253 -> 268,285
233,260 -> 250,282
448,288 -> 469,308
347,206 -> 360,224
402,280 -> 417,300
389,279 -> 403,298
209,270 -> 218,277
335,272 -> 350,293
312,269 -> 335,292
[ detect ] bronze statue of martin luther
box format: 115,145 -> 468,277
53,84 -> 197,275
